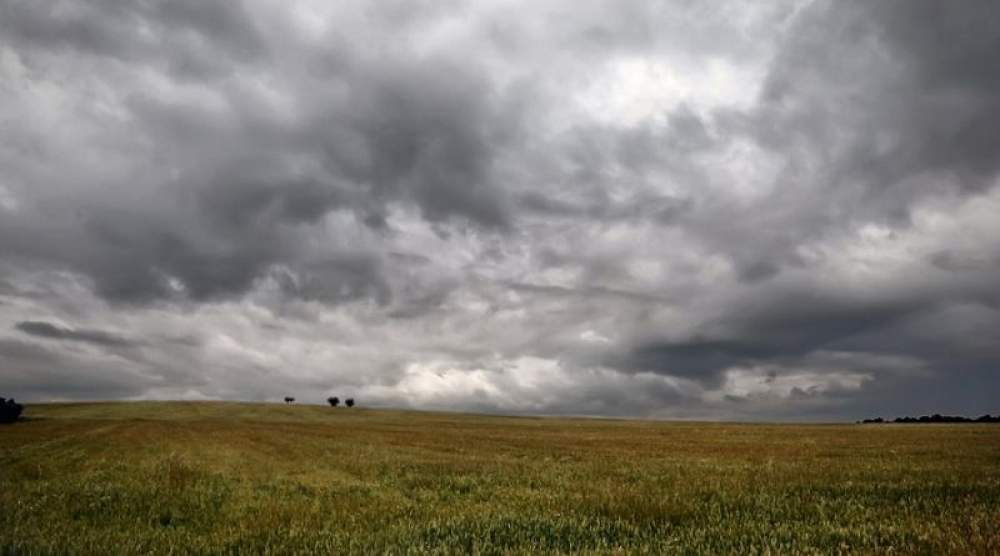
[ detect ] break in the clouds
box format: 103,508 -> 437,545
1,0 -> 998,420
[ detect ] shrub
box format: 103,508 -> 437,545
345,398 -> 355,408
327,397 -> 340,407
0,397 -> 24,423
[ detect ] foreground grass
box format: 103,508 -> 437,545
1,402 -> 998,554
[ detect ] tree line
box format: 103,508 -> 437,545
860,413 -> 1000,424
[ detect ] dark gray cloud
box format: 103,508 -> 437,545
0,339 -> 154,400
0,0 -> 524,305
15,320 -> 134,348
0,0 -> 998,419
0,0 -> 266,75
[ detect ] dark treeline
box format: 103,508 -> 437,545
0,397 -> 24,423
860,414 -> 1000,424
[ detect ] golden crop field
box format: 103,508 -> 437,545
2,402 -> 998,555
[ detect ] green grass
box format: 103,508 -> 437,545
1,402 -> 998,555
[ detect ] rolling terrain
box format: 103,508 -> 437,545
2,402 -> 998,554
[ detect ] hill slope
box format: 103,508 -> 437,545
2,402 -> 999,554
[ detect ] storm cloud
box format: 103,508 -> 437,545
1,0 -> 998,420
15,320 -> 134,347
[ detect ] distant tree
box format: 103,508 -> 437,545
327,396 -> 340,407
861,413 -> 1000,424
345,398 -> 355,408
284,397 -> 295,404
0,397 -> 24,424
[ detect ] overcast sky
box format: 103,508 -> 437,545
1,0 -> 998,420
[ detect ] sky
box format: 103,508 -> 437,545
1,0 -> 999,420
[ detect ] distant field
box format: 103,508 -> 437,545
1,402 -> 998,554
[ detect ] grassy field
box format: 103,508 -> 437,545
1,402 -> 998,555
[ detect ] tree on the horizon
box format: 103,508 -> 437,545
327,396 -> 340,407
284,397 -> 295,404
345,398 -> 354,408
0,397 -> 23,423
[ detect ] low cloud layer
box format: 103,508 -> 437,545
1,0 -> 998,420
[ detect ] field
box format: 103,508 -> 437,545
1,402 -> 998,554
